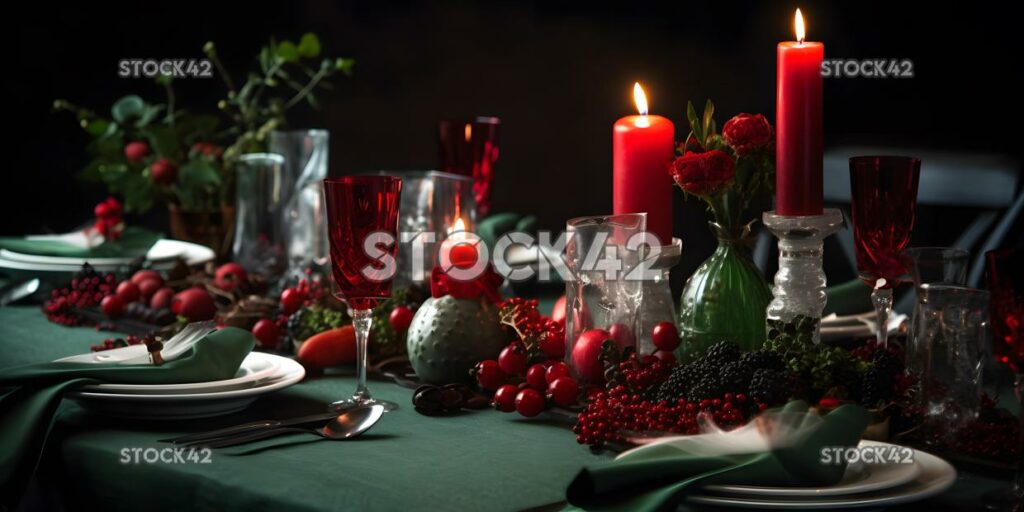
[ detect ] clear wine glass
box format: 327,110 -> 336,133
323,176 -> 403,412
849,156 -> 921,347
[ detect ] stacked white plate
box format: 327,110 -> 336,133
821,311 -> 907,341
63,352 -> 305,420
0,239 -> 216,279
686,441 -> 956,509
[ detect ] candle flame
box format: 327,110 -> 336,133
633,82 -> 649,116
450,217 -> 466,234
795,8 -> 806,44
464,123 -> 472,142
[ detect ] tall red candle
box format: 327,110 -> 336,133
613,83 -> 675,244
776,9 -> 824,216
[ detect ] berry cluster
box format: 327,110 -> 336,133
90,334 -> 144,352
92,197 -> 124,241
499,298 -> 566,359
573,354 -> 749,446
43,265 -> 119,326
655,341 -> 790,408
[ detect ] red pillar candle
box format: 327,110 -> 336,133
613,83 -> 675,244
776,9 -> 824,216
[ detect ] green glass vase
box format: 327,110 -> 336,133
677,222 -> 772,358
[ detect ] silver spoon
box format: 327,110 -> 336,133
189,405 -> 385,449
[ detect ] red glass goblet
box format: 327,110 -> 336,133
849,156 -> 921,347
323,175 -> 403,411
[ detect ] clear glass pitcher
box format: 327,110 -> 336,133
233,153 -> 287,280
269,130 -> 330,281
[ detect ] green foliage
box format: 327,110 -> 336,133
370,289 -> 409,358
56,32 -> 352,212
289,304 -> 351,344
764,316 -> 858,402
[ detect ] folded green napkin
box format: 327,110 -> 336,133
565,401 -> 870,511
0,327 -> 254,509
0,226 -> 161,258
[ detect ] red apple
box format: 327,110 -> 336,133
131,270 -> 163,287
171,288 -> 217,321
101,295 -> 126,318
115,281 -> 141,303
571,328 -> 612,383
136,278 -> 163,301
149,287 -> 175,310
214,263 -> 248,292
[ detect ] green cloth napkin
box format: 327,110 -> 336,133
0,327 -> 254,509
0,226 -> 161,258
565,401 -> 870,511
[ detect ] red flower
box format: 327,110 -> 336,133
722,113 -> 772,155
669,150 -> 735,196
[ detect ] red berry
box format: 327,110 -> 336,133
474,360 -> 505,391
124,141 -> 150,163
498,343 -> 527,376
651,321 -> 680,351
545,362 -> 571,384
515,388 -> 545,417
214,263 -> 248,292
571,328 -> 611,383
538,331 -> 565,358
279,287 -> 305,315
131,270 -> 163,287
525,363 -> 548,390
150,158 -> 177,185
608,323 -> 635,351
115,281 -> 140,303
251,319 -> 279,348
94,202 -> 112,218
548,376 -> 579,407
149,287 -> 175,310
101,295 -> 126,318
493,384 -> 519,412
653,350 -> 677,365
388,306 -> 414,332
136,278 -> 162,301
171,288 -> 216,321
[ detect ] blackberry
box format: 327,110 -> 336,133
749,369 -> 789,406
860,366 -> 893,407
871,349 -> 904,377
719,361 -> 753,393
704,341 -> 741,366
833,362 -> 863,402
688,380 -> 723,401
655,362 -> 703,402
739,350 -> 785,373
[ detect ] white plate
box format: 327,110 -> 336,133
821,312 -> 906,341
688,446 -> 956,509
0,239 -> 215,275
79,352 -> 280,395
704,441 -> 921,497
67,355 -> 305,420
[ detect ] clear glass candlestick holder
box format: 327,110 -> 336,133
763,209 -> 844,345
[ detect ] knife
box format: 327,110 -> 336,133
0,278 -> 40,306
159,412 -> 340,444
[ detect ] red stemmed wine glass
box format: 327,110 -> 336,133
985,248 -> 1023,507
849,156 -> 921,347
323,175 -> 403,411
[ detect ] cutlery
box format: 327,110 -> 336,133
161,411 -> 342,444
183,405 -> 385,449
0,278 -> 40,306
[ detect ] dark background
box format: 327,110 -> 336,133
5,0 -> 1022,281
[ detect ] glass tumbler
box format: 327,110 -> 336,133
233,153 -> 287,280
564,213 -> 645,385
913,284 -> 989,445
269,130 -> 330,281
903,247 -> 969,373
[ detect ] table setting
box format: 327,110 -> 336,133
1,6 -> 1022,512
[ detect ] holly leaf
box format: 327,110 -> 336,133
140,125 -> 179,159
111,95 -> 145,124
178,159 -> 221,190
297,33 -> 321,58
276,41 -> 300,63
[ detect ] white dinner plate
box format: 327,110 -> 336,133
821,312 -> 906,341
703,441 -> 921,498
0,238 -> 213,268
78,351 -> 281,395
66,355 -> 305,420
688,445 -> 956,509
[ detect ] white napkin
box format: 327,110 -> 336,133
54,321 -> 217,365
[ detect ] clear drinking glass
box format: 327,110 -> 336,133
564,213 -> 645,385
233,153 -> 287,280
903,247 -> 969,373
323,176 -> 403,412
374,170 -> 476,288
914,284 -> 989,445
269,130 -> 331,281
849,156 -> 921,347
438,117 -> 500,217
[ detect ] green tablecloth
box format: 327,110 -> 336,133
0,306 -> 1013,511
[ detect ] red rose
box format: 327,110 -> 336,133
722,113 -> 772,155
669,150 -> 735,196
